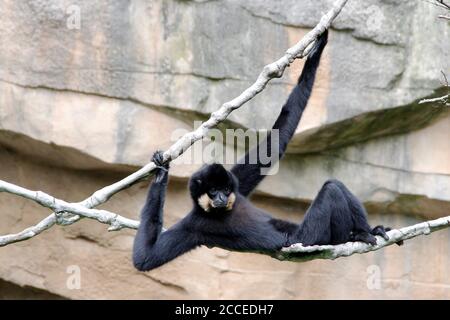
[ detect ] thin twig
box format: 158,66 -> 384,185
418,94 -> 449,105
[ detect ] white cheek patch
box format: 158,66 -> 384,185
198,193 -> 235,212
226,192 -> 236,211
198,193 -> 212,212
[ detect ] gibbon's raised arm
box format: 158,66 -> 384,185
132,152 -> 198,271
231,30 -> 328,197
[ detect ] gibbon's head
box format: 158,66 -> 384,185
189,163 -> 238,213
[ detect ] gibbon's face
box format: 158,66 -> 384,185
189,163 -> 237,213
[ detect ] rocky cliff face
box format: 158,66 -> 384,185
0,0 -> 449,299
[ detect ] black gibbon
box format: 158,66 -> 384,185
133,30 -> 391,271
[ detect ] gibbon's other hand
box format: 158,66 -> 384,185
371,225 -> 403,246
371,225 -> 390,241
151,150 -> 169,183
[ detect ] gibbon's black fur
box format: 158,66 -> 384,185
133,30 -> 392,271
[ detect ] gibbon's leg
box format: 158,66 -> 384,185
294,180 -> 350,245
294,180 -> 377,246
328,179 -> 389,242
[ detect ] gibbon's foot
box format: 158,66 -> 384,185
371,225 -> 390,241
350,231 -> 378,246
372,226 -> 404,246
151,150 -> 169,182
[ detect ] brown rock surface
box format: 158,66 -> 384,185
0,0 -> 449,299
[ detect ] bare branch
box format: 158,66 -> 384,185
0,180 -> 138,246
0,214 -> 57,247
419,94 -> 450,105
441,71 -> 449,87
437,0 -> 450,10
422,0 -> 450,19
275,216 -> 450,262
0,0 -> 349,246
419,72 -> 449,105
423,0 -> 450,10
2,179 -> 450,263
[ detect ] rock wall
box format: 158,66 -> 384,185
0,0 -> 449,299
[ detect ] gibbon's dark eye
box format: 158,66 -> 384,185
224,187 -> 231,194
209,187 -> 217,195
